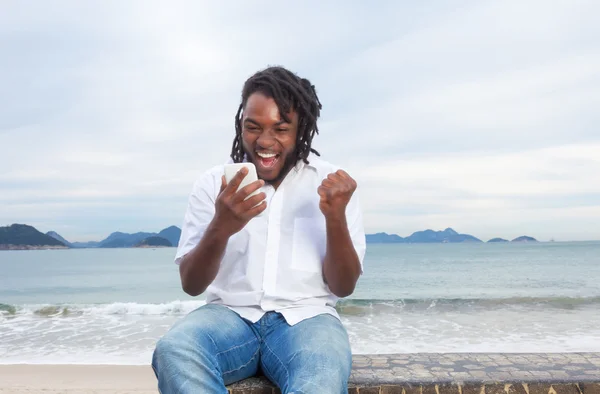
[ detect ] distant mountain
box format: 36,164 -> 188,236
98,226 -> 181,248
1,224 -> 67,250
488,238 -> 509,243
46,231 -> 72,247
99,232 -> 156,248
158,226 -> 181,247
512,236 -> 538,243
135,236 -> 172,248
46,231 -> 100,248
34,226 -> 181,249
366,232 -> 405,243
406,228 -> 482,243
366,228 -> 482,243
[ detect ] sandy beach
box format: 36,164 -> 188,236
0,365 -> 157,394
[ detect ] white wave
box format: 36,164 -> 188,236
82,300 -> 205,316
8,300 -> 206,317
3,299 -> 600,365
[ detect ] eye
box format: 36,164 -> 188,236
275,128 -> 289,133
245,125 -> 260,132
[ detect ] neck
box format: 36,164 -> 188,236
267,155 -> 298,189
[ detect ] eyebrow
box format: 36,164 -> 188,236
243,118 -> 290,126
243,119 -> 260,126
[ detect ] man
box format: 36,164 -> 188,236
152,66 -> 366,393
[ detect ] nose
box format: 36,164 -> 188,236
256,130 -> 276,149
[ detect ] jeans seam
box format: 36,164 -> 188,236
262,339 -> 289,389
222,345 -> 260,375
215,338 -> 258,357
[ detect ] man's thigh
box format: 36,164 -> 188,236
154,303 -> 261,386
260,313 -> 352,393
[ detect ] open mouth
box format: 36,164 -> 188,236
256,152 -> 280,169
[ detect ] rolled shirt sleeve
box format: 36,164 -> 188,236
174,168 -> 220,265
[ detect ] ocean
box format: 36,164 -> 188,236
1,242 -> 599,365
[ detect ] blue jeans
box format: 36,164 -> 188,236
152,304 -> 352,393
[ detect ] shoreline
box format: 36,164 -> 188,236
0,245 -> 69,251
1,354 -> 599,393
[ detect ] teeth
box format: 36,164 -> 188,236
257,152 -> 277,158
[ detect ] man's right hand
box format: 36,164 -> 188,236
212,167 -> 267,237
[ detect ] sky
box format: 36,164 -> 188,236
1,0 -> 599,242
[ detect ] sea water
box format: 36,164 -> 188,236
1,242 -> 599,364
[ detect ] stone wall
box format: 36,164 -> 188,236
226,353 -> 600,394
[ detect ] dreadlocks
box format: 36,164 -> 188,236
231,66 -> 322,164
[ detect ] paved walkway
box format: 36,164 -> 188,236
228,353 -> 600,393
348,353 -> 600,384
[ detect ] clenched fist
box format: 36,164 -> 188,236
317,169 -> 357,220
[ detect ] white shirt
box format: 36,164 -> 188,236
174,156 -> 367,325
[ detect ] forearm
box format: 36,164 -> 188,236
322,215 -> 361,298
178,220 -> 230,296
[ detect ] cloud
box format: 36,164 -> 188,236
353,143 -> 600,241
1,0 -> 599,241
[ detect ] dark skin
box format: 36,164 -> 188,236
179,92 -> 361,298
241,92 -> 298,188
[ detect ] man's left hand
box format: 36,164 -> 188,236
318,170 -> 357,220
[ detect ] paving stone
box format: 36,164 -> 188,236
449,372 -> 472,380
510,371 -> 533,379
492,372 -> 519,380
470,371 -> 491,380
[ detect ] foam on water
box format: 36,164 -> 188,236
2,298 -> 600,365
1,300 -> 205,317
3,296 -> 599,319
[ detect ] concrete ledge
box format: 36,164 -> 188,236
227,353 -> 600,393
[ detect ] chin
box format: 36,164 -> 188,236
257,168 -> 281,182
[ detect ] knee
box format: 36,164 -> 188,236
288,349 -> 351,393
152,334 -> 182,373
152,325 -> 204,372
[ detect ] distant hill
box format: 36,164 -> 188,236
46,231 -> 72,247
366,232 -> 405,243
1,224 -> 67,250
512,236 -> 538,243
10,224 -> 542,249
46,231 -> 99,248
135,236 -> 172,248
366,228 -> 482,243
96,226 -> 181,248
158,226 -> 181,247
406,228 -> 482,243
99,232 -> 156,248
39,226 -> 181,249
